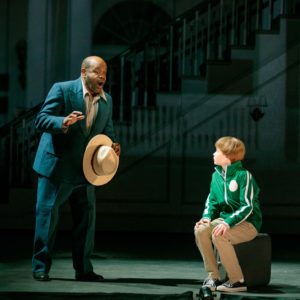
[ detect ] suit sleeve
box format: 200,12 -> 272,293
35,83 -> 66,133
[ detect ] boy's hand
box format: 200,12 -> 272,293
212,223 -> 229,237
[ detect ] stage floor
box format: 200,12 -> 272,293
0,231 -> 299,299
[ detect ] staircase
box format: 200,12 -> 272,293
1,0 -> 300,233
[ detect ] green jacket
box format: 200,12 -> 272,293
202,161 -> 262,231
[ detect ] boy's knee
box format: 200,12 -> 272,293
194,223 -> 210,238
212,234 -> 227,246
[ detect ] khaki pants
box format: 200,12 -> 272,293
194,218 -> 257,283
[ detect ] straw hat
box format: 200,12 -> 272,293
83,134 -> 119,186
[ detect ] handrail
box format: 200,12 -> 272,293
0,0 -> 295,131
106,0 -> 295,118
0,103 -> 41,137
0,0 -> 299,189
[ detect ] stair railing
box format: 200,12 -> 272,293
108,0 -> 297,122
1,0 -> 299,188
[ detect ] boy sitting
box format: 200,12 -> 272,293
194,136 -> 262,292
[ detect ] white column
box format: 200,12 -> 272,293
69,0 -> 92,78
26,0 -> 51,107
0,0 -> 8,73
0,0 -> 8,125
7,0 -> 29,118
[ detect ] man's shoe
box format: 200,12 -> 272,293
75,271 -> 104,282
202,278 -> 223,291
33,272 -> 50,281
216,280 -> 247,292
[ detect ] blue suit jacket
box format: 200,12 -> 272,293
33,78 -> 116,184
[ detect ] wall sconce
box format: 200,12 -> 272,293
248,95 -> 268,122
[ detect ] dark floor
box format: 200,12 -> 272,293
0,230 -> 300,300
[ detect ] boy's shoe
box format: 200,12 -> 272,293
202,278 -> 223,291
216,280 -> 247,292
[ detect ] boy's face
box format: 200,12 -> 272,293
213,148 -> 231,168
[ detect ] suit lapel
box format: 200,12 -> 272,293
69,81 -> 110,137
90,96 -> 108,135
69,78 -> 87,136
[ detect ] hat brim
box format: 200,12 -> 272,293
83,134 -> 119,186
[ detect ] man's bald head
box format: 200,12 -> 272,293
81,56 -> 107,71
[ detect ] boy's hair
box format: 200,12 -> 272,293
215,136 -> 246,162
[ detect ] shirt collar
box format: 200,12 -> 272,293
81,79 -> 107,101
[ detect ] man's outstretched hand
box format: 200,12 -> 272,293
63,111 -> 85,126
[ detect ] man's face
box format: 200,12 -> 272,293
82,59 -> 107,96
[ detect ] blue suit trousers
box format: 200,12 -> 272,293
32,175 -> 96,275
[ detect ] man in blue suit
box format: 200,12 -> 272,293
32,56 -> 121,281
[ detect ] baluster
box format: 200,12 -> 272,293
280,0 -> 285,15
182,18 -> 186,76
256,0 -> 261,30
194,10 -> 199,76
120,56 -> 124,121
231,0 -> 236,45
268,0 -> 272,30
144,43 -> 148,107
243,0 -> 248,45
9,126 -> 13,185
207,2 -> 211,60
21,118 -> 26,185
219,0 -> 224,59
200,18 -> 206,74
169,25 -> 173,92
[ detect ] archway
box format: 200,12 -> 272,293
93,0 -> 172,49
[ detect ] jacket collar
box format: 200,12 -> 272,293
215,161 -> 243,177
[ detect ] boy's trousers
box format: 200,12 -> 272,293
194,218 -> 257,283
